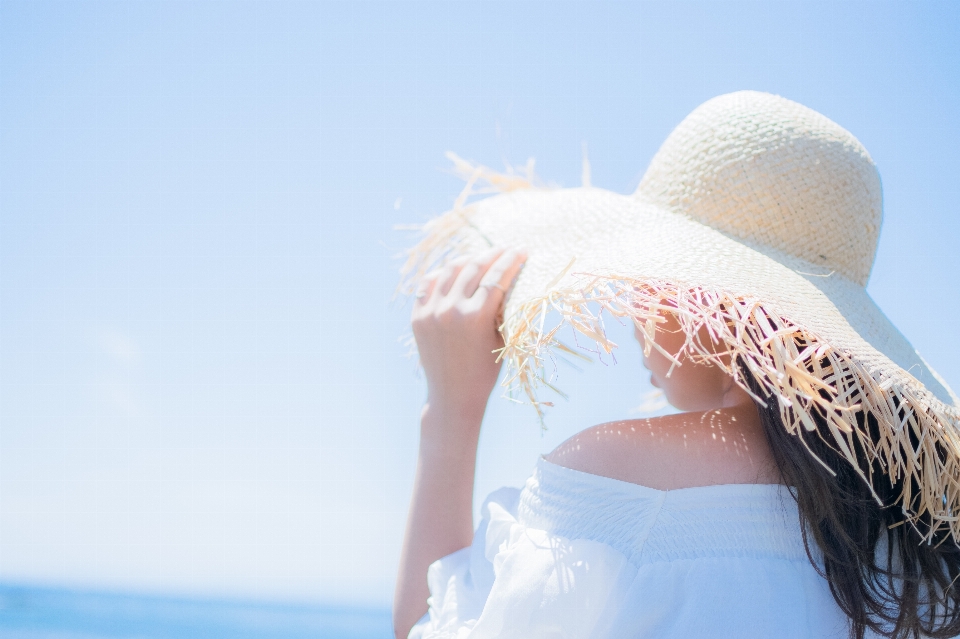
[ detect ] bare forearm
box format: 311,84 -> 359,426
393,401 -> 484,638
393,248 -> 525,638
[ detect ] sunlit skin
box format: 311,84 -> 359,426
392,252 -> 780,638
545,310 -> 780,490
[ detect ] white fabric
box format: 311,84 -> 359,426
409,457 -> 857,639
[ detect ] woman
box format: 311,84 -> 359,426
393,91 -> 960,638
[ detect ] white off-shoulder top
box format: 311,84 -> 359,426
409,456 -> 855,639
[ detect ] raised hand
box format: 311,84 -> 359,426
411,247 -> 527,420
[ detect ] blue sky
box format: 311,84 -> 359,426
1,1 -> 958,607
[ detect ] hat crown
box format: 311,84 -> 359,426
637,91 -> 882,286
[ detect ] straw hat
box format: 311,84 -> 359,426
400,91 -> 960,540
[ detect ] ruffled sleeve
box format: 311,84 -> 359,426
408,487 -> 518,639
408,486 -> 635,639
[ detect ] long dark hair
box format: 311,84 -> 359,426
742,366 -> 960,639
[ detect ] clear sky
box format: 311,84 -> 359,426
1,0 -> 958,608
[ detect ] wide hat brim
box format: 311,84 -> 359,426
402,180 -> 960,541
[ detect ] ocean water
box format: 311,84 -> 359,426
0,584 -> 392,639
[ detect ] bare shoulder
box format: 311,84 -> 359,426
543,407 -> 782,490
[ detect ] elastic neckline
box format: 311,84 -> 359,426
538,455 -> 792,499
522,456 -> 808,565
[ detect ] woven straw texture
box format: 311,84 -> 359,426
400,91 -> 960,541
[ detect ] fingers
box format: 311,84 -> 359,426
414,249 -> 526,313
415,257 -> 469,308
476,249 -> 526,310
436,258 -> 468,297
450,248 -> 504,299
414,276 -> 437,306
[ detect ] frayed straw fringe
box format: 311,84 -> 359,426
399,156 -> 960,543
